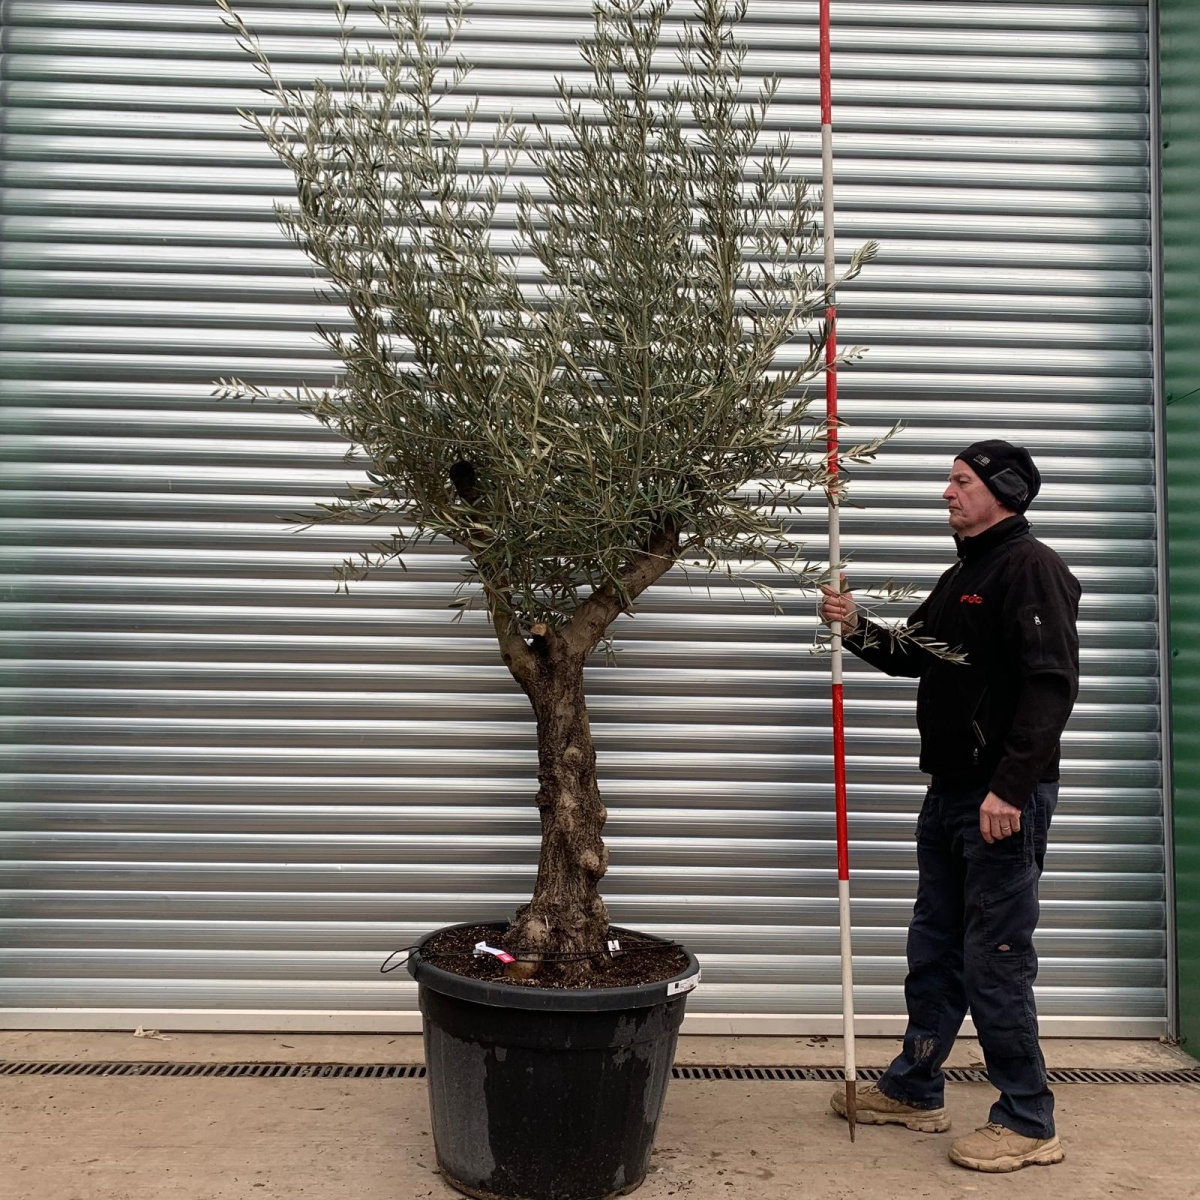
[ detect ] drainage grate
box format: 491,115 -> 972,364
674,1064 -> 1200,1085
0,1061 -> 427,1079
0,1061 -> 1197,1085
677,1065 -> 888,1083
676,1070 -> 1200,1089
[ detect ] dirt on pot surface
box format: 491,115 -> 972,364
418,923 -> 690,990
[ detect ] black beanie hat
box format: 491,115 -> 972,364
955,440 -> 1041,513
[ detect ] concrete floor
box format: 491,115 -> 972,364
2,1034 -> 1198,1200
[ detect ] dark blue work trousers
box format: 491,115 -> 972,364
877,780 -> 1058,1139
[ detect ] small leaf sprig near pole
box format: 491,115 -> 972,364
819,0 -> 858,1144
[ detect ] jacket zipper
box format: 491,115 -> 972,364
970,689 -> 989,765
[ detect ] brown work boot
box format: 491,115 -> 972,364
829,1082 -> 951,1133
948,1122 -> 1065,1172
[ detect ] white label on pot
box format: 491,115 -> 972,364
473,941 -> 515,964
666,970 -> 701,997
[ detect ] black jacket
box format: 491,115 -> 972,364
844,515 -> 1081,809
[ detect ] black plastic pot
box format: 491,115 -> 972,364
406,922 -> 701,1200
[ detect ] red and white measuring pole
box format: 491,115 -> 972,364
819,0 -> 858,1142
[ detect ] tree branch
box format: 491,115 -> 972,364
565,521 -> 680,655
486,589 -> 535,686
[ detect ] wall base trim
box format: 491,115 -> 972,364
0,1009 -> 1167,1039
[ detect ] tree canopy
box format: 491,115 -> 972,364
216,0 -> 881,660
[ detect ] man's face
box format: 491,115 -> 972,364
943,460 -> 1008,537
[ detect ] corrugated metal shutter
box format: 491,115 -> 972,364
1,1 -> 1164,1034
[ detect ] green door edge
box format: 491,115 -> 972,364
1161,0 -> 1200,1056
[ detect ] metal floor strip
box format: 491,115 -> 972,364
0,1062 -> 427,1079
674,1065 -> 1200,1085
1,1061 -> 1197,1084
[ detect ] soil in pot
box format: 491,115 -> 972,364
420,922 -> 689,989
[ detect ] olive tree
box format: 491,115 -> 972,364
216,0 -> 879,982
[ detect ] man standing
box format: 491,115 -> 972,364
819,440 -> 1081,1173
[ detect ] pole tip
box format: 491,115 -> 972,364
845,1079 -> 857,1143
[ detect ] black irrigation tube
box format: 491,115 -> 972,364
2,1061 -> 1199,1085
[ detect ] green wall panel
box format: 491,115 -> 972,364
1162,0 -> 1200,1052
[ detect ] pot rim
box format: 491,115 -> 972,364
405,921 -> 701,1012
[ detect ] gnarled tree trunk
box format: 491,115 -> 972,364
488,525 -> 679,983
505,641 -> 610,983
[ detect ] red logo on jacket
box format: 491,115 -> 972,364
960,594 -> 984,605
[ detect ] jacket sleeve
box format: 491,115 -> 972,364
844,563 -> 966,677
843,594 -> 936,679
988,556 -> 1082,808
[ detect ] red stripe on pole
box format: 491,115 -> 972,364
832,682 -> 849,880
819,0 -> 832,125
